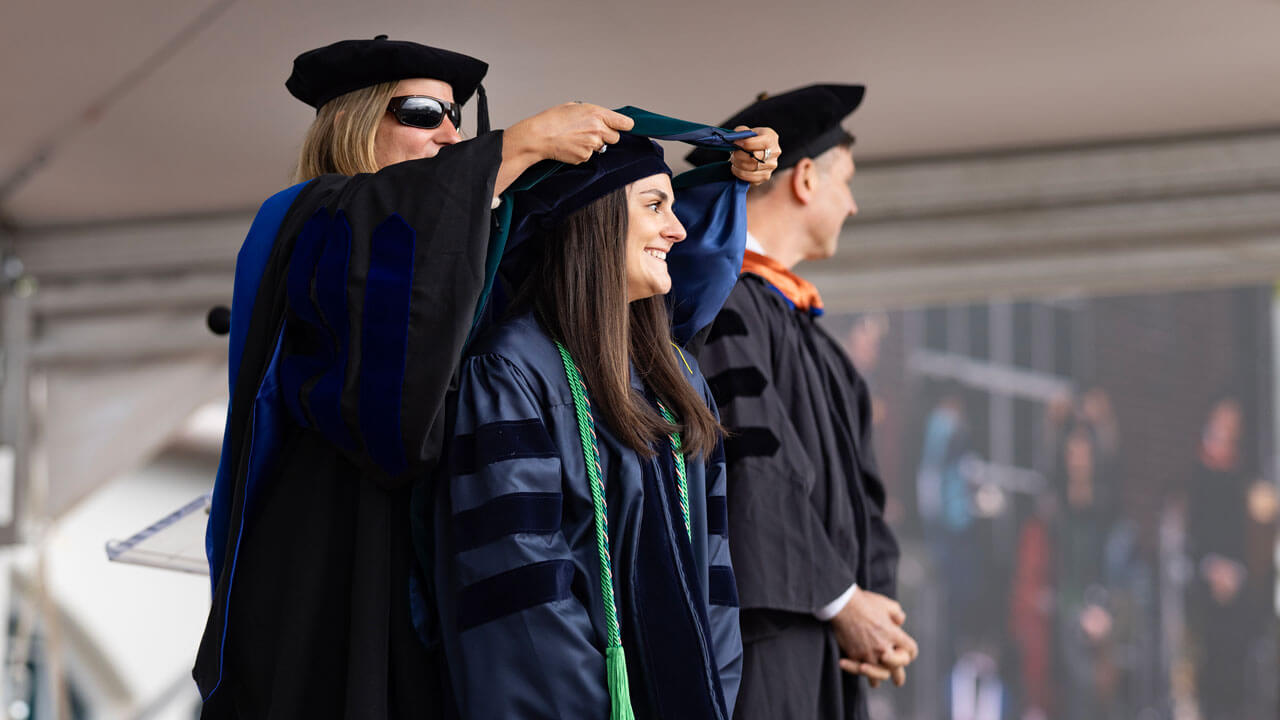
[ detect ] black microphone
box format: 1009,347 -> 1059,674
207,305 -> 231,336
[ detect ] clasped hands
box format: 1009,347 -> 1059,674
830,589 -> 919,688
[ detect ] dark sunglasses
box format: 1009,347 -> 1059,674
386,95 -> 462,131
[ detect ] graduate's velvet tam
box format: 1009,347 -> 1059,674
685,84 -> 865,170
505,134 -> 671,254
286,35 -> 488,111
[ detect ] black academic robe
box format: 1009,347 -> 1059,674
694,273 -> 900,720
194,133 -> 503,719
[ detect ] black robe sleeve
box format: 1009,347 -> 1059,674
696,282 -> 860,614
275,132 -> 504,488
195,134 -> 504,719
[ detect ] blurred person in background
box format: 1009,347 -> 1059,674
1080,388 -> 1120,472
916,383 -> 987,716
1010,489 -> 1055,720
845,313 -> 904,528
845,313 -> 888,375
1011,395 -> 1126,720
845,313 -> 891,433
1100,492 -> 1169,719
690,85 -> 916,720
1052,416 -> 1119,720
1186,396 -> 1277,720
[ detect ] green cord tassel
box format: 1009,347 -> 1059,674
606,646 -> 637,720
558,341 -> 638,720
559,340 -> 690,720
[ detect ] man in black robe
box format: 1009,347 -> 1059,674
689,85 -> 917,720
194,37 -> 636,719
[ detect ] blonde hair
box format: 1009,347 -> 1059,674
293,81 -> 399,182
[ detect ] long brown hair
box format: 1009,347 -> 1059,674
292,81 -> 399,182
518,187 -> 721,458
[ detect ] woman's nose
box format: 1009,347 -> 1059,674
666,217 -> 687,243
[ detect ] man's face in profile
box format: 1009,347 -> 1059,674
807,146 -> 858,260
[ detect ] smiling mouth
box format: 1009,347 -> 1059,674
644,249 -> 668,261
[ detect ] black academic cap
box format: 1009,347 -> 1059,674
286,35 -> 488,114
685,84 -> 865,170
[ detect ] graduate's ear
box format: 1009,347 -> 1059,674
791,157 -> 817,205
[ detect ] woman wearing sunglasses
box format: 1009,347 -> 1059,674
425,126 -> 777,719
196,35 -> 777,720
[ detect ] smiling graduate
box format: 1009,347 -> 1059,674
419,121 -> 778,720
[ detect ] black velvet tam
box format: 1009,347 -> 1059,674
286,35 -> 488,110
685,84 -> 864,170
506,134 -> 670,255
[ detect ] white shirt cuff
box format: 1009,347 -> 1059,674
815,583 -> 859,621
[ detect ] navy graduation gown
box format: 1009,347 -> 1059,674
195,133 -> 504,718
694,274 -> 900,720
424,313 -> 742,719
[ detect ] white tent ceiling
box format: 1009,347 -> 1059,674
3,0 -> 1280,227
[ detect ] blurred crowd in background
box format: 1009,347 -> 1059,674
831,285 -> 1280,720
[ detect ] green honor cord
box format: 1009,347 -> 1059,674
555,341 -> 691,720
556,340 -> 634,720
657,402 -> 691,542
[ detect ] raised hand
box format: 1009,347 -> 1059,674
510,102 -> 635,164
728,125 -> 781,185
495,102 -> 636,195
